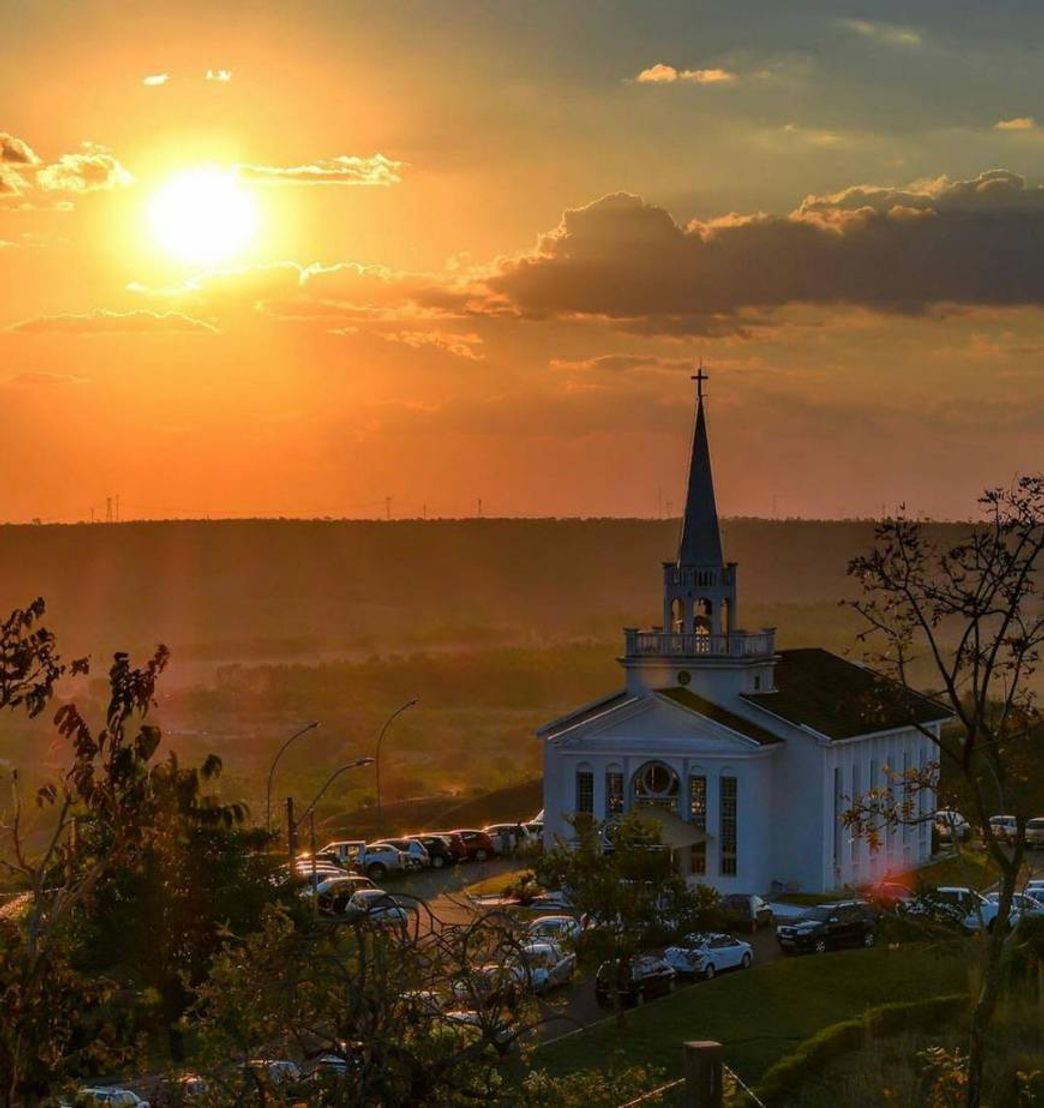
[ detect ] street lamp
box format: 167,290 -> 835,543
265,720 -> 320,829
290,757 -> 375,899
375,698 -> 418,839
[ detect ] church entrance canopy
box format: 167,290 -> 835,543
630,805 -> 709,850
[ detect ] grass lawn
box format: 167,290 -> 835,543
913,849 -> 996,890
464,867 -> 533,897
534,942 -> 972,1088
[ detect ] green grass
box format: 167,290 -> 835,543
535,943 -> 972,1088
913,849 -> 996,890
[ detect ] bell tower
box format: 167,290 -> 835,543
662,368 -> 738,638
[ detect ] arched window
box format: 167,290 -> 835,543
632,760 -> 680,813
605,762 -> 624,817
693,597 -> 713,634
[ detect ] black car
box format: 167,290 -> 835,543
720,893 -> 774,934
413,834 -> 457,869
594,955 -> 676,1007
775,900 -> 877,955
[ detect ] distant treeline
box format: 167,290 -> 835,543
0,517 -> 973,661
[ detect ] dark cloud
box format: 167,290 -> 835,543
9,310 -> 217,335
5,371 -> 89,387
486,171 -> 1044,334
0,133 -> 39,165
550,353 -> 694,372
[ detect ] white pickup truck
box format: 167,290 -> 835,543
353,842 -> 413,880
317,840 -> 367,867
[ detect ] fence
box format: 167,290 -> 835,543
615,1045 -> 766,1108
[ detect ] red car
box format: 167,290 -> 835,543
448,829 -> 495,862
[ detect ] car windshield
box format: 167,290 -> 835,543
801,907 -> 834,922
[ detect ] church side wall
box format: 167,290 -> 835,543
766,724 -> 827,893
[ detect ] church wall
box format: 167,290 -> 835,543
764,724 -> 828,893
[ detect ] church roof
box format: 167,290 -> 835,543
537,689 -> 636,739
741,648 -> 950,740
677,393 -> 724,567
658,687 -> 783,746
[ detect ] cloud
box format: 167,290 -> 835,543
0,134 -> 133,201
379,329 -> 484,360
206,68 -> 232,82
839,19 -> 922,48
5,371 -> 89,387
635,64 -> 737,85
995,117 -> 1037,131
143,73 -> 170,86
550,353 -> 694,373
483,171 -> 1044,334
8,309 -> 217,335
1,133 -> 40,165
34,144 -> 134,193
237,154 -> 406,187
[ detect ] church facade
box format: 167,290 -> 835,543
538,380 -> 946,895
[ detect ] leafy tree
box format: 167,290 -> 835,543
0,601 -> 253,1103
536,811 -> 718,1005
844,478 -> 1044,1108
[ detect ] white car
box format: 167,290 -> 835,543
1025,878 -> 1044,896
984,891 -> 1044,920
244,1059 -> 301,1086
1025,817 -> 1044,849
318,840 -> 367,866
343,888 -> 411,928
69,1091 -> 150,1108
525,914 -> 583,944
913,886 -> 1000,931
513,940 -> 576,993
934,809 -> 971,841
354,843 -> 412,880
664,932 -> 753,979
989,815 -> 1019,844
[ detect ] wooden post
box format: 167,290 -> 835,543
682,1041 -> 723,1108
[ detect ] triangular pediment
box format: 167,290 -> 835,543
549,689 -> 780,756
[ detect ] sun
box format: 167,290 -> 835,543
148,168 -> 258,265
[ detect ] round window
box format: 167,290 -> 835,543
677,670 -> 692,686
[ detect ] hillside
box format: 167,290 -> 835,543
0,517 -> 969,665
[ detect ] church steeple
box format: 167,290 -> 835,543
660,367 -> 737,639
677,368 -> 724,568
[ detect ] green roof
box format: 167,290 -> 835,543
742,648 -> 950,740
658,686 -> 783,746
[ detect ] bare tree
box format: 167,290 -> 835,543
845,477 -> 1044,1108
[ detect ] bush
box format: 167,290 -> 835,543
757,993 -> 969,1106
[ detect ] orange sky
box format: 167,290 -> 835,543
3,1 -> 1044,523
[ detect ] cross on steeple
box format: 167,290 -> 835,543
692,362 -> 709,400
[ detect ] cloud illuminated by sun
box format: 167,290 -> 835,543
147,168 -> 257,264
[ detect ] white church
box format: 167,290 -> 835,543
538,375 -> 945,895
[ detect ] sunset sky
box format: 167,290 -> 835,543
3,1 -> 1044,523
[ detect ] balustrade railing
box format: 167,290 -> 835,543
624,627 -> 776,659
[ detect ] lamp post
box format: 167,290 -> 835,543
265,720 -> 320,830
374,698 -> 418,840
290,757 -> 375,899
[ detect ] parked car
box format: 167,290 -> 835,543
448,829 -> 495,862
594,954 -> 676,1007
354,842 -> 412,880
1026,878 -> 1044,896
867,881 -> 915,908
483,823 -> 530,854
989,815 -> 1019,844
316,875 -> 378,914
65,1091 -> 150,1108
342,889 -> 412,929
1025,817 -> 1044,849
909,886 -> 1000,931
412,834 -> 458,868
984,891 -> 1044,921
425,831 -> 469,863
934,809 -> 972,842
525,914 -> 583,945
513,940 -> 577,993
719,893 -> 773,933
451,963 -> 522,1011
440,1010 -> 515,1056
664,932 -> 754,978
382,837 -> 431,868
776,900 -> 877,954
316,840 -> 367,867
